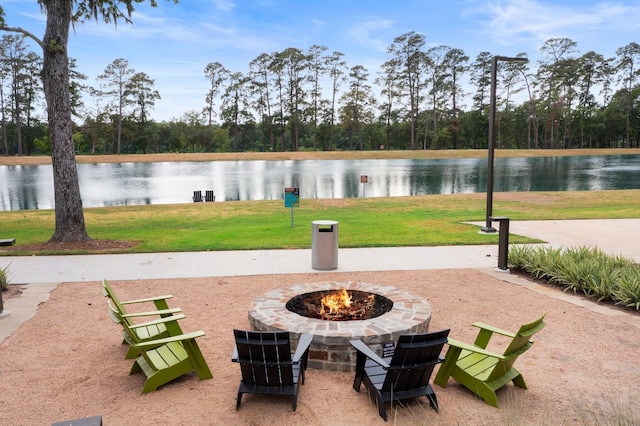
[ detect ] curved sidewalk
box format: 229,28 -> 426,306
507,218 -> 640,261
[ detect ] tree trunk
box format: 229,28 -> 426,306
12,86 -> 23,155
1,84 -> 7,155
42,0 -> 90,243
117,108 -> 123,154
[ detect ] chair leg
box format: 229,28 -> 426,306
352,375 -> 362,392
182,339 -> 213,380
433,346 -> 462,387
426,385 -> 439,412
125,346 -> 139,360
141,378 -> 160,394
477,383 -> 499,408
130,359 -> 142,375
512,370 -> 527,389
362,374 -> 387,421
377,396 -> 388,422
352,351 -> 366,392
236,389 -> 243,410
292,388 -> 299,412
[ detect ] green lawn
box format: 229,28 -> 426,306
2,189 -> 639,255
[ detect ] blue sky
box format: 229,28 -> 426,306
3,0 -> 640,121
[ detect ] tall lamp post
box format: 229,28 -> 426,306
481,55 -> 529,233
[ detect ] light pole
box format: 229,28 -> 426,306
481,55 -> 529,233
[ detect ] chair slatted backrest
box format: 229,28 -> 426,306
103,280 -> 132,326
383,329 -> 450,393
106,300 -> 139,346
234,330 -> 294,387
107,300 -> 124,327
486,314 -> 546,382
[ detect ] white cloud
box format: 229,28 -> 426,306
213,0 -> 236,12
311,19 -> 326,29
346,17 -> 395,53
471,0 -> 640,50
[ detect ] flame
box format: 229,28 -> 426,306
320,289 -> 352,315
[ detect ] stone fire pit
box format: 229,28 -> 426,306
247,281 -> 433,372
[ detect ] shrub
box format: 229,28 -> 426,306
0,263 -> 10,291
508,245 -> 640,311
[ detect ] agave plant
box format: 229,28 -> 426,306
0,263 -> 10,291
508,245 -> 640,312
611,268 -> 640,310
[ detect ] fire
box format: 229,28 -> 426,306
321,289 -> 353,315
318,289 -> 376,320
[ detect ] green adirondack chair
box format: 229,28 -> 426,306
433,313 -> 546,407
102,279 -> 183,359
108,301 -> 212,392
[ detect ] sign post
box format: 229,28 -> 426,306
360,175 -> 368,198
284,187 -> 300,228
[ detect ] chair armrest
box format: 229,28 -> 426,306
133,330 -> 206,348
472,322 -> 516,338
231,346 -> 239,362
120,295 -> 174,305
120,307 -> 182,318
446,338 -> 506,360
127,314 -> 186,330
349,339 -> 390,369
292,334 -> 313,363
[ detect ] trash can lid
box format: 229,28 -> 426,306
312,220 -> 338,225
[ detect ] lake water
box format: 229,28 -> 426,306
1,155 -> 639,211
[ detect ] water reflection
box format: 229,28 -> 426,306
1,155 -> 639,211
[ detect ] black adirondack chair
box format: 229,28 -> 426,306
232,330 -> 313,411
350,329 -> 450,421
205,190 -> 215,202
193,190 -> 203,202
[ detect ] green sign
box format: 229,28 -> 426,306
284,187 -> 299,228
284,187 -> 299,208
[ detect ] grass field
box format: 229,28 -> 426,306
2,190 -> 639,255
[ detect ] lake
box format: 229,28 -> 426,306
1,155 -> 639,211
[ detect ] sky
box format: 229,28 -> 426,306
3,0 -> 640,122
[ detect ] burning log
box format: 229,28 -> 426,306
286,289 -> 393,321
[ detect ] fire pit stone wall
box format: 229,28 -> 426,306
248,281 -> 433,372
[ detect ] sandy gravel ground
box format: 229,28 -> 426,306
1,269 -> 639,425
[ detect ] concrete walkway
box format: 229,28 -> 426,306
2,218 -> 639,342
507,218 -> 640,261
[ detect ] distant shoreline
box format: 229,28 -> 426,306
1,148 -> 639,166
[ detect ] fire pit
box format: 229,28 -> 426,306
285,289 -> 393,321
248,281 -> 432,372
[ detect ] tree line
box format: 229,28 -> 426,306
2,32 -> 639,157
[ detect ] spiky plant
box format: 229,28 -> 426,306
0,263 -> 10,291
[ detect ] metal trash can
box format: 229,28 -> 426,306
311,220 -> 339,270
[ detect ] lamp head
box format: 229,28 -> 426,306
495,55 -> 529,63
